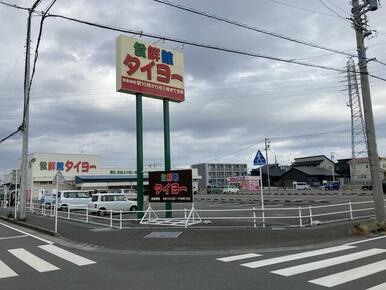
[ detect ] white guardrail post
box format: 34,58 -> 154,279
119,210 -> 122,229
110,209 -> 113,228
262,207 -> 266,228
349,201 -> 354,220
184,208 -> 187,220
308,205 -> 313,226
253,207 -> 256,228
42,205 -> 45,216
86,207 -> 89,223
298,206 -> 303,227
67,206 -> 70,220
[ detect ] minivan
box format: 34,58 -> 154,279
89,193 -> 137,216
295,182 -> 311,190
57,190 -> 92,211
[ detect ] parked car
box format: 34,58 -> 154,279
57,190 -> 92,211
324,181 -> 340,191
222,185 -> 240,193
120,189 -> 137,200
88,193 -> 137,216
40,192 -> 57,208
362,180 -> 386,193
295,182 -> 311,190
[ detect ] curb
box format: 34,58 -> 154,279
0,215 -> 58,237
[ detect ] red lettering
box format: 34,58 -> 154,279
157,64 -> 171,83
140,61 -> 155,80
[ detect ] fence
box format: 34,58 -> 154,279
23,200 -> 385,230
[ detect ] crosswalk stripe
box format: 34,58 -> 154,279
0,260 -> 18,279
309,259 -> 386,288
241,245 -> 355,269
366,282 -> 386,290
39,245 -> 96,266
272,248 -> 386,276
217,253 -> 262,262
8,248 -> 59,273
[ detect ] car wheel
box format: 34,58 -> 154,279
98,208 -> 106,216
130,205 -> 137,212
60,205 -> 68,212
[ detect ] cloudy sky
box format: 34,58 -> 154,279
1,0 -> 386,178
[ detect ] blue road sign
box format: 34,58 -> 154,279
253,150 -> 266,166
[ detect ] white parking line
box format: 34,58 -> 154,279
241,245 -> 355,269
217,253 -> 262,262
0,222 -> 53,245
272,248 -> 386,276
39,245 -> 96,266
8,248 -> 59,273
0,235 -> 28,240
309,259 -> 386,287
0,260 -> 18,279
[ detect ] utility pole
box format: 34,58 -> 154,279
264,138 -> 271,189
351,0 -> 385,222
19,0 -> 42,220
330,152 -> 335,182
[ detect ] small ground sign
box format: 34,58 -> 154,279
148,169 -> 192,202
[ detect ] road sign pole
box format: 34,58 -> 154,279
164,99 -> 172,218
55,173 -> 58,233
259,165 -> 265,228
136,93 -> 144,220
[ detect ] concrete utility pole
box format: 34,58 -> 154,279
330,152 -> 335,182
19,0 -> 42,220
264,138 -> 271,189
352,0 -> 385,222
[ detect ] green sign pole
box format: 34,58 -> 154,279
136,93 -> 144,220
163,99 -> 172,218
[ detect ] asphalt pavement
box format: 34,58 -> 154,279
0,221 -> 385,290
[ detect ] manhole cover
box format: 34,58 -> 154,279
144,231 -> 182,239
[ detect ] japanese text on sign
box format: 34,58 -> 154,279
148,170 -> 192,202
116,35 -> 185,102
39,160 -> 97,173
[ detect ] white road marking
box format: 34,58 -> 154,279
0,260 -> 18,279
217,253 -> 262,262
39,244 -> 96,266
0,235 -> 28,240
345,235 -> 386,246
0,222 -> 53,244
309,259 -> 386,288
272,248 -> 386,276
366,282 -> 386,290
241,245 -> 355,269
8,248 -> 59,272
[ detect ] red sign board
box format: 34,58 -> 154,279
148,169 -> 192,202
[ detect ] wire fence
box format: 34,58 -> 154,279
19,200 -> 385,229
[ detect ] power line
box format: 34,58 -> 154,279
152,0 -> 357,59
319,0 -> 351,23
265,0 -> 338,17
1,1 -> 385,81
0,126 -> 22,143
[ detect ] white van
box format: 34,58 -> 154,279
57,190 -> 92,211
88,193 -> 137,216
295,182 -> 311,190
222,185 -> 240,193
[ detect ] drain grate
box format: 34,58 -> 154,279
144,231 -> 182,239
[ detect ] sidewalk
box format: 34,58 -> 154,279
0,207 -> 373,253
